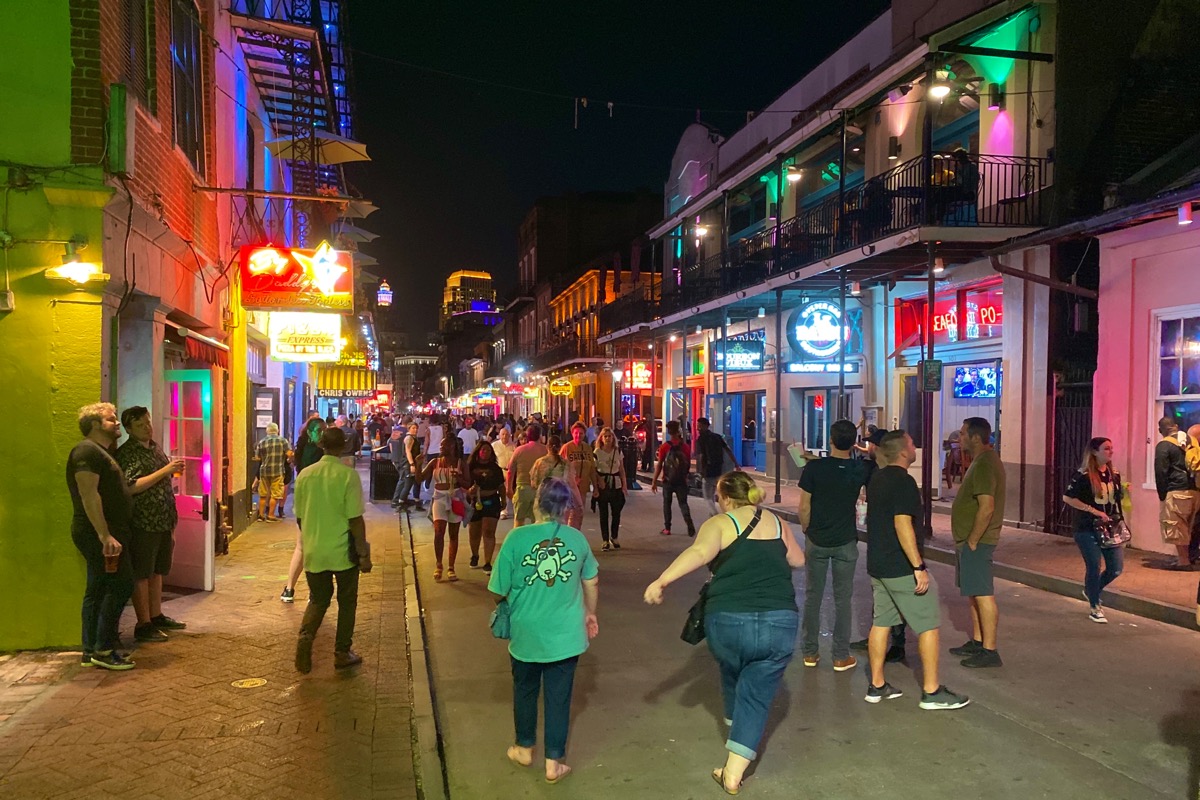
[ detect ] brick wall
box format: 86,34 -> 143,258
70,0 -> 106,164
95,0 -> 220,260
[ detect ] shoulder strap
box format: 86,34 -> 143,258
724,511 -> 742,534
712,509 -> 763,574
775,514 -> 783,539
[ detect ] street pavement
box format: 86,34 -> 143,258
413,486 -> 1200,800
0,481 -> 419,800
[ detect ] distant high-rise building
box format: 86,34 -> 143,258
440,270 -> 497,329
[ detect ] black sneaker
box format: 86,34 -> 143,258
865,682 -> 903,703
90,651 -> 135,671
687,529 -> 696,538
151,614 -> 186,630
134,623 -> 168,643
80,651 -> 94,667
601,542 -> 611,551
960,649 -> 1003,669
885,645 -> 906,663
612,540 -> 621,550
469,555 -> 480,568
280,586 -> 295,603
295,637 -> 313,674
920,685 -> 970,710
949,639 -> 983,657
849,638 -> 868,651
482,563 -> 492,574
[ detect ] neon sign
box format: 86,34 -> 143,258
549,378 -> 573,397
625,361 -> 653,390
711,340 -> 765,372
789,301 -> 847,359
267,312 -> 342,362
786,362 -> 860,373
239,241 -> 354,312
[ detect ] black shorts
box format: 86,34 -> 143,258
130,526 -> 175,579
475,494 -> 503,520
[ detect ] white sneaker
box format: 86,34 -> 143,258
1088,608 -> 1107,624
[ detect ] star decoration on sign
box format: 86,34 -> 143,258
293,241 -> 348,295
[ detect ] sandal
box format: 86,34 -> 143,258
433,566 -> 443,581
506,746 -> 532,767
711,768 -> 740,795
446,568 -> 458,582
545,764 -> 572,784
601,542 -> 611,551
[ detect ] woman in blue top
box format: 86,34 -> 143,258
644,471 -> 804,795
488,478 -> 599,785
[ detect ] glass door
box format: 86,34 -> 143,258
165,369 -> 217,591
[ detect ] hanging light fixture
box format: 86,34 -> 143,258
929,69 -> 953,100
785,165 -> 802,183
694,225 -> 709,237
1179,203 -> 1194,226
757,307 -> 766,318
695,324 -> 703,335
376,280 -> 392,307
850,281 -> 862,296
933,258 -> 946,275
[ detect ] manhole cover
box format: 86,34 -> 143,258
270,541 -> 295,550
231,678 -> 267,689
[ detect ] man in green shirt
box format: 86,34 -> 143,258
292,427 -> 372,674
948,417 -> 1006,668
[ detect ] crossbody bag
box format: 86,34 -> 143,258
680,509 -> 763,645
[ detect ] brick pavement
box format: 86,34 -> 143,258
0,478 -> 420,800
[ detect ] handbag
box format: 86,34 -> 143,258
680,509 -> 763,645
451,489 -> 470,521
490,599 -> 511,639
1096,517 -> 1131,549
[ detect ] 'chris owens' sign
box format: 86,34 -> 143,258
786,301 -> 864,361
711,340 -> 765,372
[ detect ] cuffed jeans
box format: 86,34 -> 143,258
802,541 -> 858,660
705,609 -> 798,760
1074,530 -> 1124,608
301,567 -> 360,652
391,462 -> 413,504
512,655 -> 579,760
72,524 -> 134,653
662,483 -> 695,534
597,488 -> 625,542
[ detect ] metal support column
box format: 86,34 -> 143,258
681,325 -> 688,439
838,267 -> 847,416
721,315 -> 728,443
774,288 -> 783,504
921,242 -> 937,538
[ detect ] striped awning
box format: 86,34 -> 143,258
316,366 -> 377,398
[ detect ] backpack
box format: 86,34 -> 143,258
662,441 -> 689,486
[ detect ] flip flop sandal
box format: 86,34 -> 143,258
545,764 -> 572,784
711,768 -> 740,795
433,566 -> 443,581
506,746 -> 532,767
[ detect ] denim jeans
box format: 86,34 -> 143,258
703,476 -> 721,515
511,655 -> 579,760
391,461 -> 413,504
597,488 -> 625,542
1074,530 -> 1124,608
662,483 -> 695,534
301,567 -> 360,652
72,524 -> 134,653
802,541 -> 859,660
705,609 -> 798,760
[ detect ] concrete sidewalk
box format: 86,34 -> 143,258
0,476 -> 421,800
636,467 -> 1200,629
409,488 -> 1200,799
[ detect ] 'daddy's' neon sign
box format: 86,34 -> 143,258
239,241 -> 354,313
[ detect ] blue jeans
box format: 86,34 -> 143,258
72,524 -> 134,653
511,656 -> 579,760
802,541 -> 858,660
1074,530 -> 1124,608
391,461 -> 413,504
705,609 -> 798,760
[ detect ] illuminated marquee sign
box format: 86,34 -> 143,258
625,361 -> 653,390
239,241 -> 354,312
786,302 -> 864,362
268,312 -> 342,362
337,350 -> 368,368
317,388 -> 374,398
549,378 -> 573,397
711,340 -> 765,372
786,362 -> 860,374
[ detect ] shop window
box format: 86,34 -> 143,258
896,282 -> 1002,349
171,0 -> 206,173
1157,312 -> 1200,431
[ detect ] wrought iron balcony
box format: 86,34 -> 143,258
658,152 -> 1047,317
597,285 -> 659,336
529,337 -> 604,372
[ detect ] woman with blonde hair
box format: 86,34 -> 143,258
644,471 -> 804,794
1062,437 -> 1125,623
531,435 -> 582,514
592,427 -> 627,550
421,435 -> 469,581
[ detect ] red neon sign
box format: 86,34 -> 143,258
625,361 -> 653,390
239,241 -> 354,312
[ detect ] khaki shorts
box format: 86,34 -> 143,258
1160,490 -> 1200,544
515,484 -> 536,523
261,474 -> 285,502
871,575 -> 941,635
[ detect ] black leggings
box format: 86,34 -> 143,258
597,488 -> 625,542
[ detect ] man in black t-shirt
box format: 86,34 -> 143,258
66,403 -> 136,671
798,419 -> 870,671
695,417 -> 739,514
863,430 -> 968,711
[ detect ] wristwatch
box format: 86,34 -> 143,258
913,563 -> 928,571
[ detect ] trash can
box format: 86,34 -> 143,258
370,457 -> 399,503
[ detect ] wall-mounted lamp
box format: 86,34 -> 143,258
888,136 -> 902,161
785,165 -> 802,183
611,368 -> 624,381
887,83 -> 913,103
1180,203 -> 1194,226
757,307 -> 766,318
928,69 -> 953,100
933,257 -> 946,275
987,82 -> 1006,111
694,225 -> 709,237
850,281 -> 862,296
44,241 -> 109,285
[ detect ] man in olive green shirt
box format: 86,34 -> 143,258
293,427 -> 372,674
948,417 -> 1006,669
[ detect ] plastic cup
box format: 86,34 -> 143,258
104,553 -> 120,573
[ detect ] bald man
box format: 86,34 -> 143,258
255,422 -> 293,522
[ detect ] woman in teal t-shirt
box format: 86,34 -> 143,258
488,478 -> 599,785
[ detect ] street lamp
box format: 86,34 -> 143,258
610,367 -> 624,422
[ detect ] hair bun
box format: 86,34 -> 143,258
746,486 -> 765,505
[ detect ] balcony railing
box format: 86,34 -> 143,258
530,337 -> 603,371
657,152 -> 1046,316
597,284 -> 659,335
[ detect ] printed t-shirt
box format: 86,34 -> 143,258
488,520 -> 598,662
950,448 -> 1007,545
866,465 -> 923,579
293,455 -> 365,573
799,456 -> 870,547
115,437 -> 178,534
67,440 -> 133,537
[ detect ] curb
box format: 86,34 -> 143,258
638,471 -> 1198,632
400,509 -> 450,800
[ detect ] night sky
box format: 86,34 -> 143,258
347,1 -> 891,340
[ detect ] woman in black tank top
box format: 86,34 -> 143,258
643,472 -> 804,794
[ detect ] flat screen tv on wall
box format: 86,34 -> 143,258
953,366 -> 999,399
